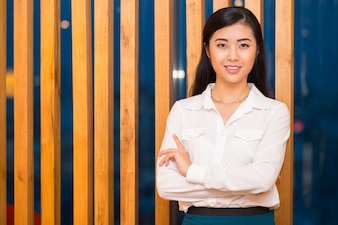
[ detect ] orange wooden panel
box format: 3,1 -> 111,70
154,0 -> 174,224
120,1 -> 139,225
13,0 -> 34,224
186,0 -> 205,95
40,0 -> 61,224
0,0 -> 6,223
94,0 -> 114,224
275,1 -> 294,225
245,0 -> 263,25
71,0 -> 93,224
213,0 -> 231,11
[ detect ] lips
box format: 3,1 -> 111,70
225,65 -> 241,74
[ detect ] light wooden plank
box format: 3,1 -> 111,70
0,0 -> 6,223
275,1 -> 294,225
213,0 -> 231,11
154,0 -> 173,224
186,0 -> 205,95
13,0 -> 34,224
94,0 -> 114,224
40,0 -> 61,224
71,0 -> 93,224
245,0 -> 263,25
120,1 -> 139,224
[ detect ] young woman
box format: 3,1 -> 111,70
156,6 -> 290,225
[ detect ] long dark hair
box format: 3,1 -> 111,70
189,7 -> 269,97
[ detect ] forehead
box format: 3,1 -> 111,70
211,22 -> 255,41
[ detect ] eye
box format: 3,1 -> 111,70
239,43 -> 250,48
217,43 -> 226,48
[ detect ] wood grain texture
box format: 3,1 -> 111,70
154,0 -> 174,224
40,0 -> 61,224
0,0 -> 6,223
120,0 -> 139,224
94,0 -> 114,224
275,1 -> 294,225
71,0 -> 93,224
245,0 -> 263,25
213,0 -> 231,11
186,0 -> 205,96
13,0 -> 34,224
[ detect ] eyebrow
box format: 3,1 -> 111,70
214,38 -> 252,42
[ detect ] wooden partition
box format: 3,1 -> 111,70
120,1 -> 139,225
213,0 -> 231,13
154,0 -> 174,224
13,0 -> 35,224
94,0 -> 115,225
71,0 -> 94,224
0,0 -> 293,225
275,1 -> 294,224
40,0 -> 61,224
0,0 -> 6,224
245,0 -> 263,24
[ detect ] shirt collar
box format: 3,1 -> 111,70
245,83 -> 275,110
184,83 -> 275,111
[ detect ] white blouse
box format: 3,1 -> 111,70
156,83 -> 290,212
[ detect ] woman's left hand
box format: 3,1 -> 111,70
158,134 -> 191,177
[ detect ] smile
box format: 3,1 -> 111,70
225,65 -> 241,74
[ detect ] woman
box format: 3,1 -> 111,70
156,6 -> 290,225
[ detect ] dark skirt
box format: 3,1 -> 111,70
182,210 -> 275,225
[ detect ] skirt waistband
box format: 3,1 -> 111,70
187,206 -> 270,216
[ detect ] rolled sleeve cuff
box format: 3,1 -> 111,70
186,164 -> 207,184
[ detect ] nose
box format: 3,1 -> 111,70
227,46 -> 239,61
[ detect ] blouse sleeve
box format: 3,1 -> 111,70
156,102 -> 236,202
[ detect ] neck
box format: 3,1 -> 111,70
212,83 -> 250,103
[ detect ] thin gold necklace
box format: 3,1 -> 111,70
211,94 -> 248,105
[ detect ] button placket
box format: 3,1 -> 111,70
212,128 -> 227,163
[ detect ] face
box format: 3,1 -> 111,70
206,22 -> 258,85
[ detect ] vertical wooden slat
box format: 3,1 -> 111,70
40,0 -> 61,224
186,0 -> 205,95
0,0 -> 6,223
213,0 -> 231,11
275,1 -> 294,225
154,0 -> 173,224
13,0 -> 34,224
245,0 -> 263,25
94,0 -> 114,224
71,0 -> 93,224
120,1 -> 139,225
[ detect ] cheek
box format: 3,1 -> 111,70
210,57 -> 224,74
242,53 -> 257,67
209,51 -> 226,65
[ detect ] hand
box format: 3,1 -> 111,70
158,134 -> 192,177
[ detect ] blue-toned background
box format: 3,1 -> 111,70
5,0 -> 338,225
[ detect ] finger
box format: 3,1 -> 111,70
158,158 -> 164,166
158,149 -> 170,157
159,153 -> 174,167
158,148 -> 176,156
158,155 -> 169,167
163,155 -> 172,166
172,134 -> 184,149
165,158 -> 170,166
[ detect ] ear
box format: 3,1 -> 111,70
204,43 -> 210,58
